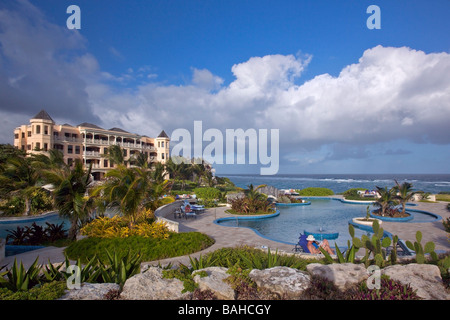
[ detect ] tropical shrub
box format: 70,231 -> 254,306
277,194 -> 303,204
0,196 -> 25,216
228,196 -> 275,214
297,187 -> 334,196
443,217 -> 450,233
6,222 -> 67,245
80,215 -> 169,239
0,281 -> 67,300
29,189 -> 53,214
193,187 -> 222,200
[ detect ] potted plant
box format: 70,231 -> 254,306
352,206 -> 383,227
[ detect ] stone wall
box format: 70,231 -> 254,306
154,200 -> 183,233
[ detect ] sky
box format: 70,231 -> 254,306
0,0 -> 449,175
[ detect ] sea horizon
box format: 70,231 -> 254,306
221,173 -> 450,194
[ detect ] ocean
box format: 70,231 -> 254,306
222,174 -> 450,194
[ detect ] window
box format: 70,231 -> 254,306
104,160 -> 108,168
44,143 -> 48,151
22,132 -> 25,138
161,153 -> 164,159
27,131 -> 31,137
75,146 -> 80,154
27,144 -> 31,150
14,133 -> 19,139
44,126 -> 48,135
161,141 -> 164,148
36,125 -> 41,134
68,158 -> 73,166
35,142 -> 41,150
68,145 -> 73,154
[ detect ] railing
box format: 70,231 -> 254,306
83,139 -> 156,150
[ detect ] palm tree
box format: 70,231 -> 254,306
245,184 -> 267,201
0,154 -> 41,215
92,165 -> 153,225
374,186 -> 397,217
103,144 -> 126,166
44,160 -> 94,239
394,180 -> 416,215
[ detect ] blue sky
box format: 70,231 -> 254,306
0,0 -> 449,174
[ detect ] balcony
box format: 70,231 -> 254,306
85,151 -> 101,157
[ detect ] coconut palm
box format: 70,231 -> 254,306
245,184 -> 267,201
0,154 -> 42,215
103,144 -> 126,166
91,164 -> 153,225
394,180 -> 416,216
373,186 -> 397,217
44,160 -> 94,239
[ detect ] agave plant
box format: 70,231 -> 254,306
0,257 -> 42,291
98,249 -> 142,288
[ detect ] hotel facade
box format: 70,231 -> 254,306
13,110 -> 170,180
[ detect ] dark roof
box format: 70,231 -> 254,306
77,122 -> 104,129
158,130 -> 169,138
109,127 -> 129,133
32,110 -> 54,123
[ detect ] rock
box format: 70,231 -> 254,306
120,267 -> 191,300
59,283 -> 120,300
192,267 -> 235,300
306,263 -> 368,291
249,266 -> 311,298
381,263 -> 450,300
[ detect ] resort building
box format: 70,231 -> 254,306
13,110 -> 170,180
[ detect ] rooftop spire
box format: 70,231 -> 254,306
32,109 -> 54,123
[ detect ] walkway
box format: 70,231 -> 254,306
2,198 -> 449,269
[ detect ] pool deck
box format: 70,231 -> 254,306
2,196 -> 449,269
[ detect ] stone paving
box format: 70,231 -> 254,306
2,197 -> 449,269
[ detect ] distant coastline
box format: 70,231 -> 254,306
222,173 -> 450,194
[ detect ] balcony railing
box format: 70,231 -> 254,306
83,139 -> 156,150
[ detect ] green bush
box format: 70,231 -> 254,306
193,187 -> 222,200
297,187 -> 334,196
65,232 -> 215,263
0,281 -> 67,300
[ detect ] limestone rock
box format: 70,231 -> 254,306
59,283 -> 120,300
120,267 -> 191,300
192,267 -> 235,300
249,266 -> 311,298
381,263 -> 450,300
306,263 -> 368,291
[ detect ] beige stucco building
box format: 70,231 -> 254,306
13,110 -> 170,180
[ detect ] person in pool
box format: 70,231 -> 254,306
306,235 -> 335,255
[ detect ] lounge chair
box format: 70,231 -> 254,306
182,204 -> 196,219
293,234 -> 310,253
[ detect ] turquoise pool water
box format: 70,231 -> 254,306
215,198 -> 440,248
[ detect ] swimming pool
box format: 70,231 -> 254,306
0,212 -> 69,240
215,198 -> 441,248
